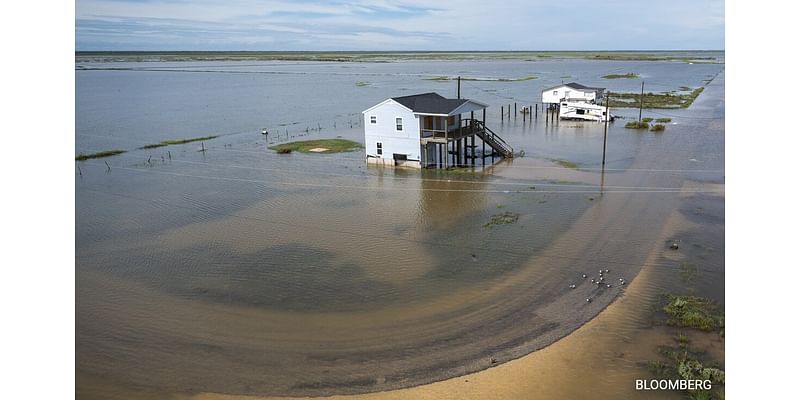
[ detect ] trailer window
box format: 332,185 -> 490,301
377,142 -> 383,155
576,109 -> 585,115
370,116 -> 376,124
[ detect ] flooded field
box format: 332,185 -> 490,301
76,53 -> 724,399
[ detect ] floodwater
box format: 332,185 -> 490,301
75,54 -> 724,399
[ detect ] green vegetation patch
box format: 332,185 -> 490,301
424,75 -> 537,82
140,135 -> 219,149
648,338 -> 725,399
602,72 -> 639,79
641,117 -> 654,123
355,81 -> 370,87
609,87 -> 705,109
655,118 -> 672,123
75,150 -> 126,161
269,139 -> 363,154
663,295 -> 722,331
555,159 -> 578,169
625,121 -> 650,129
484,211 -> 520,227
650,124 -> 666,132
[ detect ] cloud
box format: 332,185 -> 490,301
75,0 -> 724,50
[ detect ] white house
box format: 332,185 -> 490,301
363,92 -> 512,168
542,82 -> 605,104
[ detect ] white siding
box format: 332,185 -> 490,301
542,85 -> 603,104
363,100 -> 421,164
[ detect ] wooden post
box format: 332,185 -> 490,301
501,106 -> 503,120
457,76 -> 461,99
514,102 -> 517,118
535,103 -> 538,119
471,132 -> 476,165
482,109 -> 487,164
639,81 -> 644,122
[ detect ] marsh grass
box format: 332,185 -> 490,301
650,124 -> 666,132
663,295 -> 721,331
555,159 -> 578,169
425,75 -> 537,82
140,135 -> 219,149
484,212 -> 520,227
269,139 -> 363,154
656,118 -> 673,123
602,72 -> 639,79
641,117 -> 654,123
609,87 -> 705,109
75,150 -> 126,161
625,121 -> 650,129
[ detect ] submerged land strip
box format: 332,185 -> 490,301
76,135 -> 219,161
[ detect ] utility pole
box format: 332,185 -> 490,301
457,76 -> 461,99
639,81 -> 644,122
601,93 -> 610,193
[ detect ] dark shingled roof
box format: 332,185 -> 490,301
392,92 -> 469,114
543,82 -> 606,92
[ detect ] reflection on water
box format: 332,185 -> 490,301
76,57 -> 724,399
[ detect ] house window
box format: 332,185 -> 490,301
377,142 -> 382,155
396,117 -> 403,131
564,90 -> 571,98
585,92 -> 592,97
370,116 -> 376,124
553,90 -> 558,96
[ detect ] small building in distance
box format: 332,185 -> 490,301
542,82 -> 605,104
362,92 -> 513,168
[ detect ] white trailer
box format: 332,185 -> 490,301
559,101 -> 614,122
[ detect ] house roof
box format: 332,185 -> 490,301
391,92 -> 480,115
542,82 -> 605,93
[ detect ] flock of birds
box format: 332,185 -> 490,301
569,269 -> 625,303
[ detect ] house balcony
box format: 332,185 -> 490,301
420,118 -> 485,143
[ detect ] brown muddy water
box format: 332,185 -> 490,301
76,58 -> 724,399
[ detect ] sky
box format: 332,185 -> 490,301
75,0 -> 724,51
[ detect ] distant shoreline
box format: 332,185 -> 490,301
74,50 -> 725,63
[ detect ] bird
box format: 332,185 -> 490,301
471,254 -> 478,262
586,298 -> 591,303
620,280 -> 626,285
569,284 -> 576,289
582,274 -> 587,278
619,278 -> 624,282
607,284 -> 612,288
590,279 -> 595,283
605,269 -> 610,273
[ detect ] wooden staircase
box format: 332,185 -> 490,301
470,119 -> 514,158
